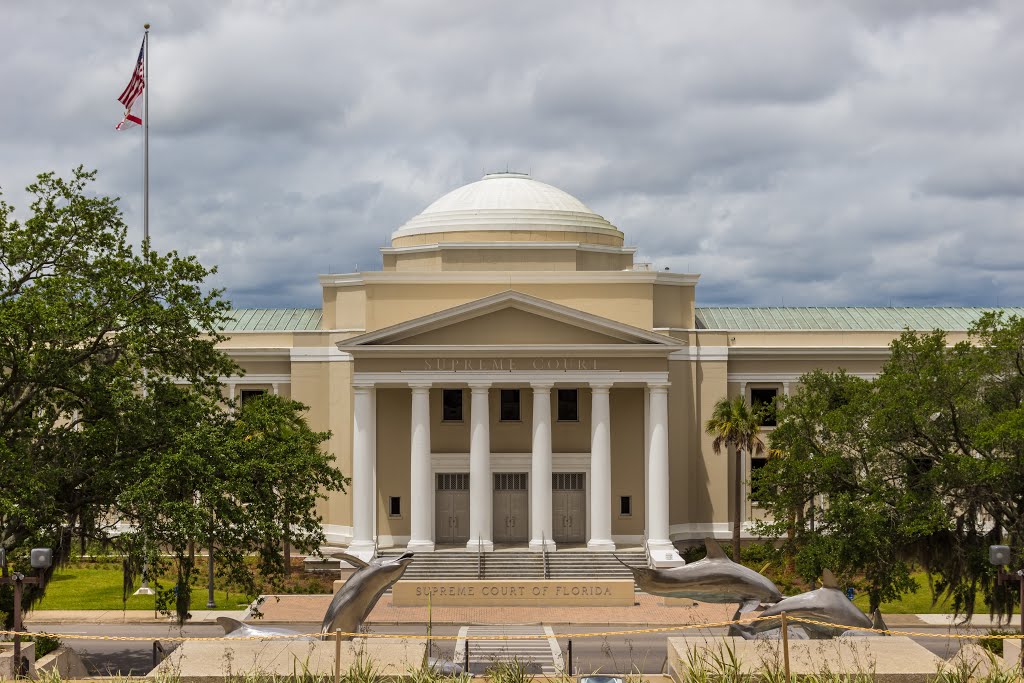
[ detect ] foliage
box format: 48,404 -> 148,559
0,169 -> 346,626
978,629 -> 1016,657
754,312 -> 1024,618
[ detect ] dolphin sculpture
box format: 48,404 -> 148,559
732,570 -> 875,639
617,538 -> 782,612
216,550 -> 414,641
216,617 -> 313,641
321,551 -> 415,638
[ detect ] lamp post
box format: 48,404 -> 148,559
1,548 -> 53,678
989,545 -> 1023,668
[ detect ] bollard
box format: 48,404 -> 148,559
464,640 -> 470,674
781,612 -> 791,682
335,628 -> 342,683
567,639 -> 573,675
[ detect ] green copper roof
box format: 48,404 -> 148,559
219,308 -> 322,331
695,307 -> 1024,331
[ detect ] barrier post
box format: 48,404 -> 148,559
780,612 -> 791,682
567,639 -> 573,675
334,628 -> 342,683
464,640 -> 470,673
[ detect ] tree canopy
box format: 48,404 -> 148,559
754,313 -> 1024,617
0,169 -> 347,624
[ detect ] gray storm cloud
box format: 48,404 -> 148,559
1,0 -> 1021,308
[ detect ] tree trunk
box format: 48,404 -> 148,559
734,448 -> 742,563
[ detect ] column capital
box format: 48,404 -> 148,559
530,381 -> 555,391
589,382 -> 613,393
467,381 -> 492,392
647,382 -> 670,394
408,382 -> 433,392
352,382 -> 375,392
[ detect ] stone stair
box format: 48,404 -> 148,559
373,547 -> 648,582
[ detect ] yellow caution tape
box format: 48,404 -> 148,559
0,614 -> 1019,642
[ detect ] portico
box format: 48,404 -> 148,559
338,290 -> 683,561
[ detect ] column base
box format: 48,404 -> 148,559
466,539 -> 494,552
529,539 -> 556,552
406,539 -> 435,553
587,538 -> 616,551
646,539 -> 685,568
346,540 -> 377,563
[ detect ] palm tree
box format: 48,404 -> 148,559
705,396 -> 765,563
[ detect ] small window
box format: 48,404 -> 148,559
388,496 -> 401,518
240,389 -> 267,407
557,389 -> 578,422
499,389 -> 521,421
619,496 -> 632,517
750,456 -> 770,505
750,388 -> 778,427
442,389 -> 463,422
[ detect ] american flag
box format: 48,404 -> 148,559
115,37 -> 145,131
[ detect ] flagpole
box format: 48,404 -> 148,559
143,23 -> 150,248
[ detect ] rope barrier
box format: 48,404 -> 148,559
1,614 -> 1021,643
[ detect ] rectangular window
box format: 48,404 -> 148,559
499,389 -> 521,421
240,389 -> 267,407
619,495 -> 632,517
388,496 -> 401,518
442,389 -> 463,422
750,456 -> 769,505
557,388 -> 578,422
750,388 -> 778,427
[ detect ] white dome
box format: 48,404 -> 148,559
392,172 -> 621,240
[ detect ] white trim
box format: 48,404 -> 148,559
669,346 -> 729,361
290,347 -> 353,362
728,372 -> 879,383
219,347 -> 290,358
351,345 -> 674,358
611,534 -> 645,545
172,374 -> 292,386
669,522 -> 765,541
321,271 -> 700,287
353,371 -> 669,386
728,346 -> 891,359
323,524 -> 354,545
221,328 -> 365,334
380,241 -> 638,256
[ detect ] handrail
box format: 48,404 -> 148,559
476,534 -> 483,580
643,530 -> 653,568
541,532 -> 550,579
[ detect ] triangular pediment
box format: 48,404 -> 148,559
339,291 -> 679,348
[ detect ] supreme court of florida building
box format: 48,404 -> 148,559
212,172 -> 1023,564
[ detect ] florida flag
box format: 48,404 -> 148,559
115,38 -> 145,130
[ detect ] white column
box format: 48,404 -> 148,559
349,384 -> 376,560
529,383 -> 555,551
782,382 -> 791,397
467,383 -> 494,552
228,382 -> 236,402
646,383 -> 677,561
408,383 -> 434,552
272,382 -> 280,396
588,383 -> 615,550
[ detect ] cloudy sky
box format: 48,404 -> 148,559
3,1 -> 1023,308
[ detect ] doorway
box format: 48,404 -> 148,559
552,472 -> 586,543
435,473 -> 469,544
493,472 -> 528,543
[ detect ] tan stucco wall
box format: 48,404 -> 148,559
430,388 -> 469,453
390,308 -> 632,346
610,388 -> 645,537
375,388 -> 410,539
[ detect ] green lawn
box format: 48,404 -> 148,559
851,572 -> 990,614
34,565 -> 254,612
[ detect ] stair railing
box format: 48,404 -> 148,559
476,534 -> 483,580
541,532 -> 550,579
643,530 -> 653,568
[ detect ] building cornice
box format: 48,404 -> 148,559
668,346 -> 729,361
320,271 -> 700,287
727,346 -> 891,360
347,344 -> 674,358
353,370 -> 670,386
380,241 -> 638,255
290,347 -> 353,362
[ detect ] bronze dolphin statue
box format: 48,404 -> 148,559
617,538 -> 782,612
321,551 -> 415,638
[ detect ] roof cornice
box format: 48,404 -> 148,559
320,271 -> 700,287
